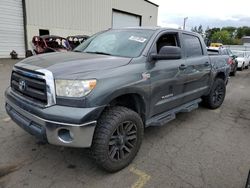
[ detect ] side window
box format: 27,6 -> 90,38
221,49 -> 227,55
156,33 -> 179,53
183,34 -> 203,57
227,49 -> 233,56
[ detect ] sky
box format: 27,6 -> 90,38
151,0 -> 250,30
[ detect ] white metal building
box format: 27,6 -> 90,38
0,0 -> 26,58
0,0 -> 158,58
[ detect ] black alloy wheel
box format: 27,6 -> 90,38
92,106 -> 143,172
212,84 -> 225,106
202,78 -> 226,109
108,121 -> 137,161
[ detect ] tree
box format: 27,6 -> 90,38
191,26 -> 198,33
204,27 -> 211,46
205,27 -> 220,46
191,24 -> 203,35
197,25 -> 203,34
236,26 -> 250,38
221,26 -> 237,38
191,25 -> 249,45
211,30 -> 231,44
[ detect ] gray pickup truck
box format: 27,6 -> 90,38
5,28 -> 230,172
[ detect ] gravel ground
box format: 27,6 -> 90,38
0,59 -> 250,188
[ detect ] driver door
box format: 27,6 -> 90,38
148,32 -> 188,117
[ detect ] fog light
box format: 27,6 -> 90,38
58,129 -> 74,143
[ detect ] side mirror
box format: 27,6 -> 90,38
151,46 -> 182,60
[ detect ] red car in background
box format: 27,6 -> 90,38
31,35 -> 71,55
67,35 -> 89,49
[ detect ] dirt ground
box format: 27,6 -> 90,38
0,59 -> 250,188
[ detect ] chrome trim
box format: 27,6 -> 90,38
156,86 -> 209,106
46,123 -> 96,148
37,69 -> 56,107
12,67 -> 56,107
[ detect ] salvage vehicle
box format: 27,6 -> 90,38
5,28 -> 230,172
31,35 -> 71,55
67,35 -> 89,49
207,47 -> 238,76
231,50 -> 250,70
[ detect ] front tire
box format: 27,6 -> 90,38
202,78 -> 226,109
241,63 -> 245,71
92,106 -> 144,172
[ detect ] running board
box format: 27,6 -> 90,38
146,98 -> 202,127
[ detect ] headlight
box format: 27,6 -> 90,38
55,79 -> 97,97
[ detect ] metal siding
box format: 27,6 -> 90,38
25,0 -> 158,49
112,11 -> 141,28
0,0 -> 25,58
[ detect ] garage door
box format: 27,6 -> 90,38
112,10 -> 141,28
0,0 -> 25,58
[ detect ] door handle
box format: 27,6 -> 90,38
179,64 -> 187,70
204,62 -> 210,66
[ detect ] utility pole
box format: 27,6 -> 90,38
183,17 -> 188,30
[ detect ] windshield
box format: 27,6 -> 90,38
74,29 -> 155,58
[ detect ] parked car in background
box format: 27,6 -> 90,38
31,35 -> 71,55
231,50 -> 250,70
245,51 -> 250,65
210,43 -> 223,48
207,47 -> 238,76
67,35 -> 89,49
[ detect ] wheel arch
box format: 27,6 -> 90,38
100,90 -> 148,124
215,71 -> 226,81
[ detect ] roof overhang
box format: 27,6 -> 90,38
144,0 -> 159,7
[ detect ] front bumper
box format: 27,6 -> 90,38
5,88 -> 105,148
237,61 -> 244,68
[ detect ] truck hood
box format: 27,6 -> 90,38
16,52 -> 132,78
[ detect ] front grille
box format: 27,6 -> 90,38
11,70 -> 47,105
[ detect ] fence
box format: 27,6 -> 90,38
225,45 -> 250,52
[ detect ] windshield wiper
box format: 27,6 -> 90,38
85,51 -> 111,56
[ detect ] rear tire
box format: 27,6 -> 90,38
92,106 -> 144,172
245,65 -> 249,69
230,66 -> 237,76
202,78 -> 226,109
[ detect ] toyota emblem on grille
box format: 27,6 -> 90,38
18,80 -> 26,91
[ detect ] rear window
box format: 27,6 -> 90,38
207,49 -> 219,55
183,34 -> 203,57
